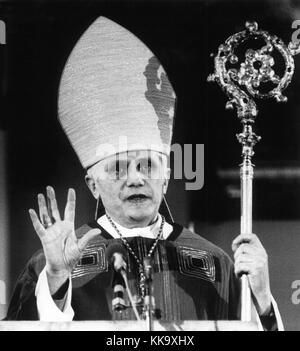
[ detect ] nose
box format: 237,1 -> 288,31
126,162 -> 144,187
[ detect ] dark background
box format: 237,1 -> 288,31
1,0 -> 300,329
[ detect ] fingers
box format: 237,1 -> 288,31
46,186 -> 61,222
233,243 -> 257,261
29,209 -> 46,238
64,188 -> 76,223
234,251 -> 256,277
234,250 -> 267,276
234,262 -> 254,277
77,229 -> 101,252
234,240 -> 267,264
232,233 -> 260,252
235,252 -> 256,265
38,193 -> 52,227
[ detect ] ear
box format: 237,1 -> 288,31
85,174 -> 99,199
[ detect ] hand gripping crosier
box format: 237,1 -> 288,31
208,21 -> 300,321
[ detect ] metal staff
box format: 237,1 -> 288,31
208,21 -> 300,321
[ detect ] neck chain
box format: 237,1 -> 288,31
106,214 -> 165,297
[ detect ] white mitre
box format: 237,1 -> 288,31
58,16 -> 176,168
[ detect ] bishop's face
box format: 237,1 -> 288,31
86,150 -> 170,228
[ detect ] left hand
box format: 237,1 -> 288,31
232,233 -> 272,316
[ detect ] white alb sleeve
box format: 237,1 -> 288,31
35,266 -> 74,321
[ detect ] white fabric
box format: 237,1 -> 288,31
58,17 -> 176,168
98,213 -> 173,240
35,267 -> 74,322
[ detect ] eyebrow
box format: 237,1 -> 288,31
105,158 -> 128,172
135,155 -> 161,165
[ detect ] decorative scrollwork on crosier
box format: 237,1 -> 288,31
208,21 -> 300,122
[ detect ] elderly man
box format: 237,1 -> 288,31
5,17 -> 282,330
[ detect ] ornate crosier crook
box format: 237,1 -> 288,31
208,21 -> 300,322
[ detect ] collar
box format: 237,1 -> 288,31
97,213 -> 173,240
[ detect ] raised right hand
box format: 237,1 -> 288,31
29,186 -> 100,293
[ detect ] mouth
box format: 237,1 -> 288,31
126,194 -> 150,203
